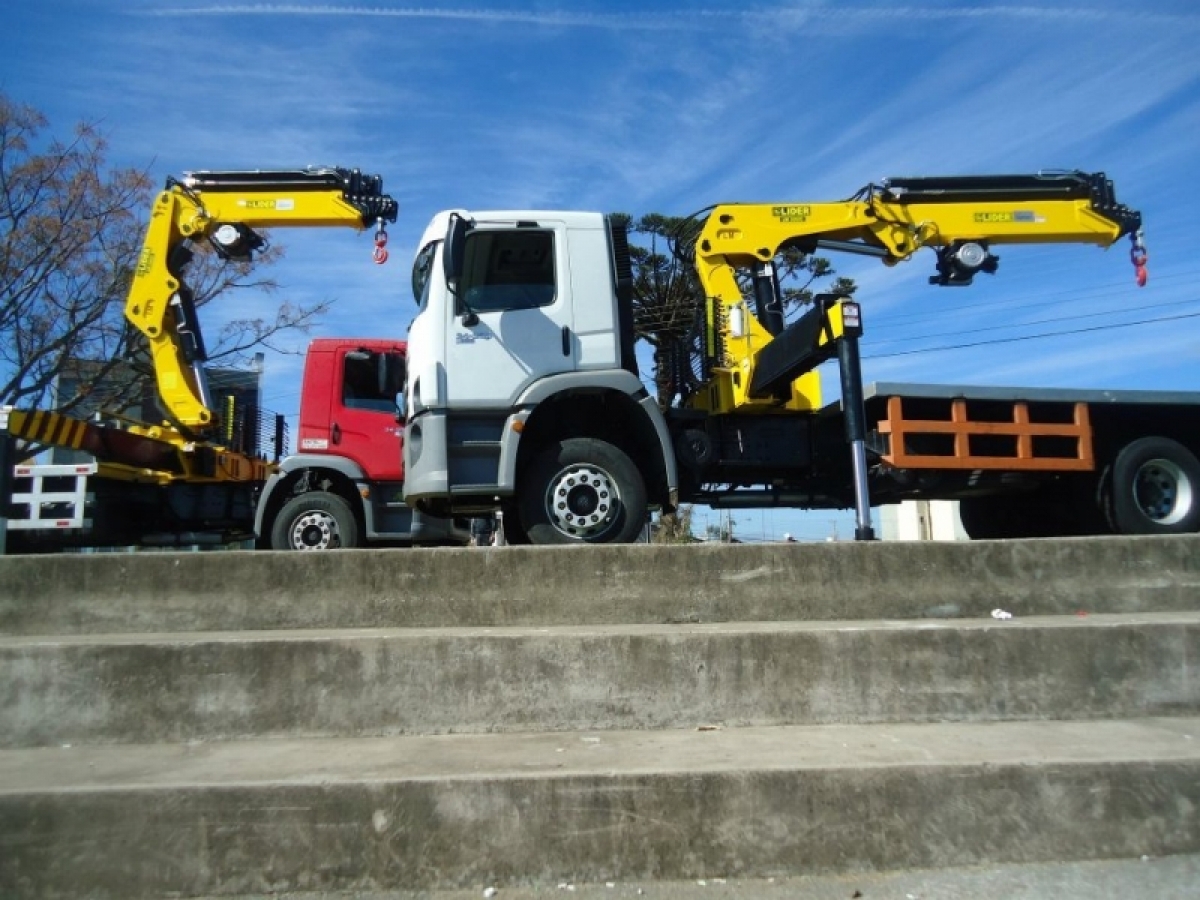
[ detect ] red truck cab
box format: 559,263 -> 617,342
296,338 -> 406,482
256,338 -> 467,549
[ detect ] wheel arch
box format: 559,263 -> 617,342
511,383 -> 675,509
255,455 -> 368,544
1090,404 -> 1200,465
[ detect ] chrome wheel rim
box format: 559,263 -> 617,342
545,463 -> 618,539
1133,457 -> 1192,525
290,510 -> 343,549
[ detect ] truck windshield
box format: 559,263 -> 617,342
412,241 -> 437,308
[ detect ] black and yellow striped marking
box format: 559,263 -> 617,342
6,410 -> 88,450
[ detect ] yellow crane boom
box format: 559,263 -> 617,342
689,171 -> 1144,415
124,167 -> 398,433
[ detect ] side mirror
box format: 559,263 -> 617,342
442,213 -> 472,291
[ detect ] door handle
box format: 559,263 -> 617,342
561,326 -> 571,357
331,423 -> 342,445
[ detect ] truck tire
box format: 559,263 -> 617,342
958,494 -> 1046,540
1107,436 -> 1200,534
960,480 -> 1110,540
271,493 -> 360,550
519,437 -> 647,544
499,501 -> 530,545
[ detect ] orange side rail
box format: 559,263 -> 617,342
877,395 -> 1095,471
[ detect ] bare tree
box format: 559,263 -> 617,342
0,92 -> 327,421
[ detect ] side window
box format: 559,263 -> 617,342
412,241 -> 436,309
342,353 -> 397,413
459,230 -> 556,314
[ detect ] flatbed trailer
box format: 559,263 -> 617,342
859,382 -> 1200,537
662,380 -> 1200,539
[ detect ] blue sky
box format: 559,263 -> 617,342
3,1 -> 1198,541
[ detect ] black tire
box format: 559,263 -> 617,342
518,437 -> 647,545
958,494 -> 1045,540
1106,436 -> 1200,535
270,493 -> 360,550
960,478 -> 1112,540
498,501 -> 530,545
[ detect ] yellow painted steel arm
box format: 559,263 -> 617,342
124,168 -> 398,431
691,171 -> 1143,415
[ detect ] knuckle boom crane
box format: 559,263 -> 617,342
688,170 -> 1144,417
402,169 -> 1200,544
125,167 -> 398,435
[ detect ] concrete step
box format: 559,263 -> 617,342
3,535 -> 1198,635
3,717 -> 1198,897
3,611 -> 1198,747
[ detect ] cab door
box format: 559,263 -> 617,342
442,220 -> 575,408
332,346 -> 406,481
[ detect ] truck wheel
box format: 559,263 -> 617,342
958,495 -> 1040,539
960,481 -> 1109,540
1107,437 -> 1200,534
499,501 -> 530,545
271,493 -> 360,550
519,438 -> 647,544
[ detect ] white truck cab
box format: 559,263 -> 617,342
402,210 -> 675,543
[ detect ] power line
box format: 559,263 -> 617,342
861,269 -> 1200,329
866,297 -> 1200,347
863,310 -> 1200,360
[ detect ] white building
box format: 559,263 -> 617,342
879,500 -> 968,541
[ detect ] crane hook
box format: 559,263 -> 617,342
373,225 -> 389,265
1129,230 -> 1148,287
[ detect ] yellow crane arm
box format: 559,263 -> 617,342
124,167 -> 398,432
690,171 -> 1143,415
